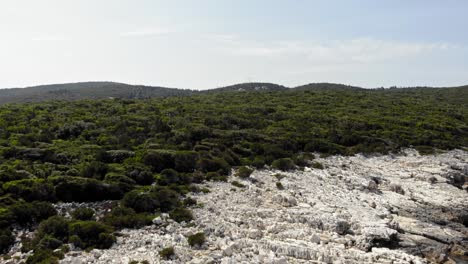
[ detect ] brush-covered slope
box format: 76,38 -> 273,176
0,82 -> 193,104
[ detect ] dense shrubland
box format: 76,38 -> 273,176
0,87 -> 466,260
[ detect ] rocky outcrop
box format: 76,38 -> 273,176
53,149 -> 467,263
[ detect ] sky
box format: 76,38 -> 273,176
0,0 -> 467,90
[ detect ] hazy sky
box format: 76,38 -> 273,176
1,0 -> 467,89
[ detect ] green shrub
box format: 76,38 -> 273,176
251,156 -> 266,169
169,208 -> 193,223
183,197 -> 197,207
311,161 -> 324,170
273,173 -> 286,181
158,169 -> 180,185
38,235 -> 63,250
272,158 -> 295,171
0,208 -> 13,228
26,249 -> 60,264
0,228 -> 14,254
174,151 -> 198,172
127,170 -> 154,185
197,158 -> 231,175
236,166 -> 253,178
52,176 -> 123,202
151,186 -> 181,212
231,181 -> 245,188
205,171 -> 227,182
68,235 -> 83,248
68,221 -> 115,249
71,208 -> 95,221
102,207 -> 153,230
187,232 -> 205,247
159,246 -> 175,259
122,190 -> 158,213
276,182 -> 284,190
304,139 -> 344,154
143,150 -> 175,172
104,174 -> 136,185
80,161 -> 108,180
36,216 -> 69,242
2,179 -> 55,202
9,201 -> 56,226
293,154 -> 310,167
122,187 -> 181,213
0,167 -> 30,182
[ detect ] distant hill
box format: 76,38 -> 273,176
205,82 -> 288,93
0,81 -> 466,105
293,83 -> 363,91
0,82 -> 194,104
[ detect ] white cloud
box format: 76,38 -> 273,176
121,27 -> 175,37
214,37 -> 456,64
31,35 -> 66,41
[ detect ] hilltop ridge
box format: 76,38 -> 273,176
0,81 -> 467,105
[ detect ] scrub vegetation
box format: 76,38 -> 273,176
0,87 -> 466,261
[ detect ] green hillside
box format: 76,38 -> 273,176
0,87 -> 467,261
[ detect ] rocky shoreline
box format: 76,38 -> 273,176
6,149 -> 468,263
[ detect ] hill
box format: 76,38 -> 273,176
1,81 -> 467,105
0,82 -> 193,104
205,82 -> 288,93
293,82 -> 363,91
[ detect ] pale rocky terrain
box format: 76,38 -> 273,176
7,149 -> 468,264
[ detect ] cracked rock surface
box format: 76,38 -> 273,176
57,149 -> 467,264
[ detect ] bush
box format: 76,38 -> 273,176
273,173 -> 286,181
276,182 -> 284,190
0,228 -> 14,254
104,174 -> 136,185
231,181 -> 245,188
9,201 -> 57,226
169,208 -> 193,223
311,161 -> 324,170
174,151 -> 198,172
197,158 -> 231,175
127,170 -> 154,185
81,161 -> 108,180
183,197 -> 197,207
205,171 -> 227,182
122,191 -> 159,213
389,184 -> 405,195
26,249 -> 60,264
38,235 -> 63,250
272,158 -> 295,171
158,169 -> 180,185
187,232 -> 205,247
2,179 -> 55,202
52,176 -> 123,202
122,187 -> 181,213
36,216 -> 69,242
151,186 -> 181,212
68,221 -> 115,249
103,207 -> 153,230
335,221 -> 350,235
0,208 -> 13,228
293,154 -> 310,167
429,176 -> 437,184
143,150 -> 175,172
71,208 -> 95,221
236,166 -> 253,178
251,156 -> 266,169
159,246 -> 175,259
